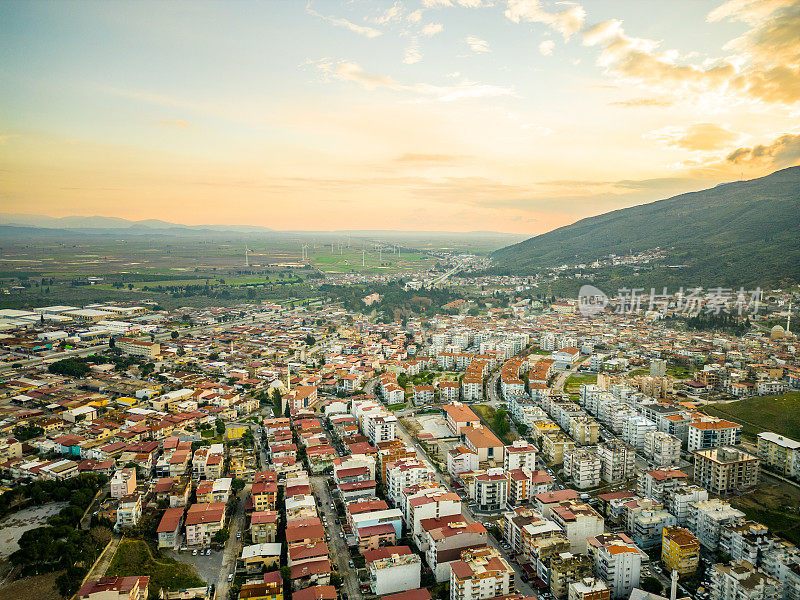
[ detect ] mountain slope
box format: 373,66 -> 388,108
491,166 -> 800,288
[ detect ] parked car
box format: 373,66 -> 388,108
349,560 -> 355,568
206,548 -> 211,556
192,549 -> 198,556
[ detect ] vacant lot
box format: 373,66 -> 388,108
107,539 -> 204,598
565,372 -> 597,394
732,476 -> 800,546
0,571 -> 61,600
0,502 -> 68,559
703,392 -> 800,440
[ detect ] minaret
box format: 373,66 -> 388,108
670,569 -> 678,600
245,245 -> 249,267
788,301 -> 792,333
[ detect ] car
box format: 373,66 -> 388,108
339,532 -> 344,538
349,560 -> 355,568
236,532 -> 242,539
192,549 -> 198,556
206,548 -> 211,556
330,503 -> 336,510
228,574 -> 234,582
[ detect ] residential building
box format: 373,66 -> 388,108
469,468 -> 508,512
551,500 -> 605,553
550,552 -> 594,599
661,527 -> 700,576
587,533 -> 643,600
77,576 -> 150,600
110,468 -> 137,499
365,546 -> 421,596
643,432 -> 682,467
687,499 -> 745,551
757,432 -> 800,478
450,547 -> 515,600
568,578 -> 611,600
564,447 -> 602,489
688,419 -> 741,452
693,447 -> 759,495
598,442 -> 635,483
709,560 -> 779,600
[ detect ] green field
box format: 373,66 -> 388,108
702,391 -> 800,440
106,539 -> 204,599
472,404 -> 516,444
732,478 -> 800,546
565,372 -> 597,393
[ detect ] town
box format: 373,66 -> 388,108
0,289 -> 797,600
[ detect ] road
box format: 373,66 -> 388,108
215,484 -> 249,600
311,475 -> 361,600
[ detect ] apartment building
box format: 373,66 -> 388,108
450,547 -> 515,600
687,499 -> 745,551
77,576 -> 150,600
587,533 -> 643,600
365,546 -> 421,596
757,432 -> 800,478
661,527 -> 700,576
568,578 -> 611,600
622,417 -> 656,450
564,447 -> 602,490
110,467 -> 137,499
549,552 -> 593,599
598,441 -> 635,483
504,439 -> 538,472
709,560 -> 780,600
462,425 -> 505,464
422,516 -> 488,582
693,447 -> 760,495
643,431 -> 682,466
551,500 -> 605,553
469,468 -> 508,512
116,494 -> 142,529
185,502 -> 226,547
688,419 -> 741,452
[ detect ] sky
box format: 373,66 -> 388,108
1,0 -> 799,234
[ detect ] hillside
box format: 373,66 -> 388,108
492,167 -> 800,288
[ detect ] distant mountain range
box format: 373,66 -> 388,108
492,166 -> 800,289
0,213 -> 275,233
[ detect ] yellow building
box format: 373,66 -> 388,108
662,526 -> 699,576
757,431 -> 800,477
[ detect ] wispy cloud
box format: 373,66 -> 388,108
313,59 -> 515,101
403,38 -> 423,64
306,4 -> 382,38
504,0 -> 586,40
538,40 -> 555,55
376,2 -> 404,24
645,123 -> 741,151
465,36 -> 491,53
422,22 -> 444,36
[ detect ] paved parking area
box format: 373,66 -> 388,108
166,548 -> 223,585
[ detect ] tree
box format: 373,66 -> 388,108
48,358 -> 90,378
232,478 -> 246,493
171,331 -> 179,340
641,577 -> 663,595
13,424 -> 44,442
216,419 -> 226,436
212,527 -> 230,545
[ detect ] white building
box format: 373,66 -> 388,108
365,546 -> 421,596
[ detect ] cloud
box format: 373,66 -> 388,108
376,2 -> 403,24
582,3 -> 800,107
422,22 -> 444,36
608,97 -> 674,107
313,59 -> 515,101
466,36 -> 491,53
504,0 -> 586,40
306,5 -> 382,38
403,39 -> 423,64
423,0 -> 493,6
646,123 -> 741,151
539,40 -> 555,55
407,10 -> 423,22
726,132 -> 800,167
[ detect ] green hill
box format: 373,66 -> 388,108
492,166 -> 800,289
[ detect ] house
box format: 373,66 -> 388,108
250,511 -> 279,544
110,468 -> 137,499
239,571 -> 284,600
77,576 -> 150,600
157,506 -> 185,549
116,494 -> 142,530
240,543 -> 282,573
185,502 -> 226,547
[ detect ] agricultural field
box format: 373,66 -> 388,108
702,392 -> 800,440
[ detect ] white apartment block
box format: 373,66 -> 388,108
564,447 -> 602,490
504,440 -> 538,472
450,547 -> 515,600
622,416 -> 656,450
598,441 -> 635,483
687,499 -> 745,551
587,534 -> 643,600
710,560 -> 780,600
643,431 -> 682,466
